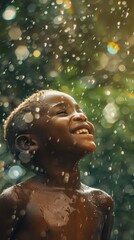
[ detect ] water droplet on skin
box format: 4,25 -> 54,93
64,173 -> 70,183
61,171 -> 65,176
35,107 -> 40,112
80,223 -> 82,228
35,113 -> 40,119
23,112 -> 34,123
80,197 -> 85,203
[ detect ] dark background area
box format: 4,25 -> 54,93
0,0 -> 134,239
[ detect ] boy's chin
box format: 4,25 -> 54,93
74,140 -> 96,155
83,142 -> 96,154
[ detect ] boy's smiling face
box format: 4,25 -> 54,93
33,91 -> 96,157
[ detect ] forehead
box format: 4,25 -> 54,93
38,92 -> 77,110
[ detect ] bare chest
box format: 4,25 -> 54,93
16,190 -> 104,240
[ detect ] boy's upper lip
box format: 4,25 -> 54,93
70,123 -> 94,135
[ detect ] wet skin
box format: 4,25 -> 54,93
0,91 -> 113,240
0,180 -> 113,240
31,92 -> 96,161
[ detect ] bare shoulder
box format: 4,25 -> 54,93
0,182 -> 31,238
0,185 -> 19,208
0,185 -> 22,228
0,180 -> 33,211
81,183 -> 113,213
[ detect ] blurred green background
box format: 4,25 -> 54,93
0,0 -> 133,239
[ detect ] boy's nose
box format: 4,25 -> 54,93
72,112 -> 87,122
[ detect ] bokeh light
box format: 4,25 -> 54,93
128,93 -> 134,99
107,41 -> 120,54
8,27 -> 22,40
8,165 -> 25,179
2,5 -> 16,21
103,102 -> 120,124
15,45 -> 30,61
33,50 -> 41,58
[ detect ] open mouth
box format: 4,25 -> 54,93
74,128 -> 89,135
71,123 -> 94,136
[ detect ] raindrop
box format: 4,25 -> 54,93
108,166 -> 112,171
9,64 -> 15,72
35,114 -> 40,119
12,215 -> 16,220
64,173 -> 70,183
84,172 -> 88,176
53,15 -> 63,25
20,209 -> 26,216
35,167 -> 39,172
23,112 -> 34,123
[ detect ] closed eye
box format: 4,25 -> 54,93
56,110 -> 67,115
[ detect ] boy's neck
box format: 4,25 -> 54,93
34,155 -> 81,189
45,165 -> 80,189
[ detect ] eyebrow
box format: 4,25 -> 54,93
49,102 -> 80,110
49,102 -> 67,109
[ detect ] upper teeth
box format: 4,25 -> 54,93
75,128 -> 89,134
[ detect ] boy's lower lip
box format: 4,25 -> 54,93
73,133 -> 94,140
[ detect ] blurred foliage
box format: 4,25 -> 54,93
0,0 -> 134,239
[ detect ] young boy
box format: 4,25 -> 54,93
0,90 -> 113,240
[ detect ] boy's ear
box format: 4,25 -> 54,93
15,134 -> 39,153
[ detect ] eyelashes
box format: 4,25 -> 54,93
56,109 -> 84,115
56,110 -> 67,115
